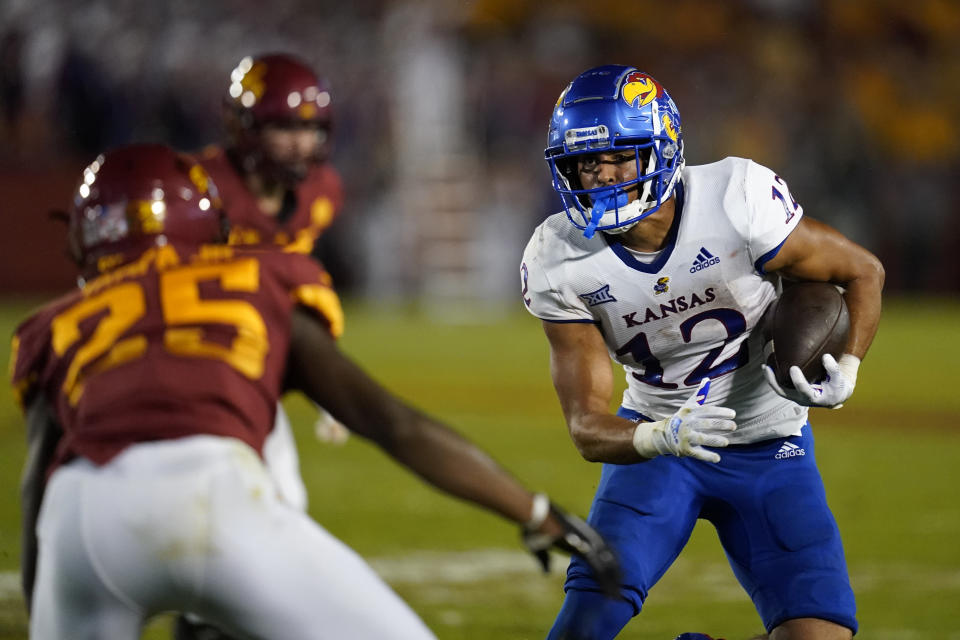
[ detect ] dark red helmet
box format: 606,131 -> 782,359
224,54 -> 334,179
68,143 -> 226,278
227,53 -> 333,128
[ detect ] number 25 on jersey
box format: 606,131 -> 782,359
51,259 -> 268,405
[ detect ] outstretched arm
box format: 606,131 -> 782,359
287,309 -> 620,596
284,307 -> 622,595
20,395 -> 61,614
286,307 -> 538,523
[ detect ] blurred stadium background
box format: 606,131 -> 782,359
0,1 -> 958,638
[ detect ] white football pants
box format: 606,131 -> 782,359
261,403 -> 308,511
30,436 -> 436,640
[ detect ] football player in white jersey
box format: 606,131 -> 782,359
521,66 -> 884,639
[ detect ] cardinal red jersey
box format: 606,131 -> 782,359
198,146 -> 344,254
10,244 -> 344,470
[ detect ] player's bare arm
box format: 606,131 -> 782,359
764,216 -> 884,360
543,320 -> 642,464
286,307 -> 540,522
285,306 -> 620,591
762,216 -> 884,409
19,394 -> 61,613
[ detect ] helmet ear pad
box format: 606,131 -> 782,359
222,102 -> 264,173
554,157 -> 590,208
556,157 -> 580,188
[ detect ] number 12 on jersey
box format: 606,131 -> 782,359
615,308 -> 749,388
771,175 -> 799,223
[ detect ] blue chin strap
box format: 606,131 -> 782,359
583,190 -> 630,239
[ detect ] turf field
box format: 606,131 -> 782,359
0,296 -> 958,639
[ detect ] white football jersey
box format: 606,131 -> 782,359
522,157 -> 809,445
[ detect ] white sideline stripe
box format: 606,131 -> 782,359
369,549 -> 549,584
0,550 -> 546,601
4,554 -> 960,597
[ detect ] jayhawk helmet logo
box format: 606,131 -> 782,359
662,113 -> 679,142
622,72 -> 661,109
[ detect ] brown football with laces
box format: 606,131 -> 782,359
761,282 -> 850,389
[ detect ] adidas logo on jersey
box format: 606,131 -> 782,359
690,247 -> 720,273
774,441 -> 806,459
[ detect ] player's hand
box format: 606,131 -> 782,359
521,494 -> 622,598
632,378 -> 737,463
763,353 -> 859,409
313,407 -> 350,445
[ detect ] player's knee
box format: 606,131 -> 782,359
770,617 -> 853,640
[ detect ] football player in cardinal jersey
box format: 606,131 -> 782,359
203,52 -> 340,254
197,52 -> 349,512
522,66 -> 885,639
14,144 -> 620,640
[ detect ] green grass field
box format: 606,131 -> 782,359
1,296 -> 958,639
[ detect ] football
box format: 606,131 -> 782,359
761,282 -> 850,388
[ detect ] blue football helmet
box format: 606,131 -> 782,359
545,65 -> 684,238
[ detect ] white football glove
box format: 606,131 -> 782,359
313,406 -> 351,445
632,378 -> 737,464
763,353 -> 860,409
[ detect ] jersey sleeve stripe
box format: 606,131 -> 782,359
282,231 -> 316,254
753,238 -> 787,274
540,317 -> 600,325
293,284 -> 345,338
615,406 -> 655,423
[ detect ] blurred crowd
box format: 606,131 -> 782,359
0,0 -> 957,296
